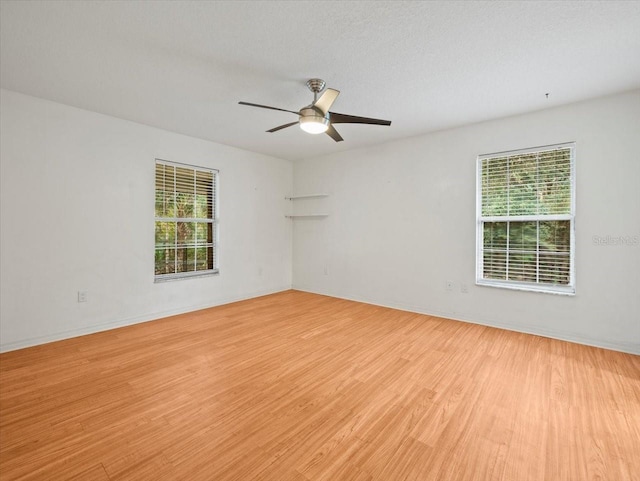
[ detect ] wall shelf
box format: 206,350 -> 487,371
285,194 -> 329,200
285,194 -> 329,218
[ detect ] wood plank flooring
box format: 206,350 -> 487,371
1,290 -> 639,481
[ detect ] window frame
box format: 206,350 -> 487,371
154,159 -> 219,282
475,142 -> 576,295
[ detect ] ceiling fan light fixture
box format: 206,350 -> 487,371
299,108 -> 329,134
300,119 -> 329,134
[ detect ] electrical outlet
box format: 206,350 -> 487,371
446,280 -> 454,291
460,283 -> 469,294
77,291 -> 88,303
323,266 -> 328,275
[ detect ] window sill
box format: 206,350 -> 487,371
476,279 -> 575,296
154,270 -> 219,283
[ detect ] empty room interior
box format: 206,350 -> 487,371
1,1 -> 639,480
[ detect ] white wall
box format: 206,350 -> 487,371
0,89 -> 293,352
292,90 -> 640,354
3,89 -> 639,355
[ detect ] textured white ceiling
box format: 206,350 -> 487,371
1,1 -> 639,161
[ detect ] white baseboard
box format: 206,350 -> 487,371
0,286 -> 291,353
4,284 -> 637,356
292,284 -> 640,356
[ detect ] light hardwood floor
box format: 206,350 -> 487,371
0,290 -> 638,481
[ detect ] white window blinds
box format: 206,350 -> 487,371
155,160 -> 218,281
477,143 -> 575,294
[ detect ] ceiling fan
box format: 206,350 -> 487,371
239,79 -> 391,142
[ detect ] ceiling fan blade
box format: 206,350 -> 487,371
313,88 -> 340,115
238,101 -> 299,115
329,112 -> 391,126
325,124 -> 344,142
267,121 -> 299,133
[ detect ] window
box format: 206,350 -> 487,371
155,160 -> 218,281
476,143 -> 575,294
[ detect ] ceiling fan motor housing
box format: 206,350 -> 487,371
299,107 -> 329,134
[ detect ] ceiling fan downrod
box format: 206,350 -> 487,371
306,78 -> 326,102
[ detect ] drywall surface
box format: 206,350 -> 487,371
0,89 -> 292,352
292,90 -> 640,354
